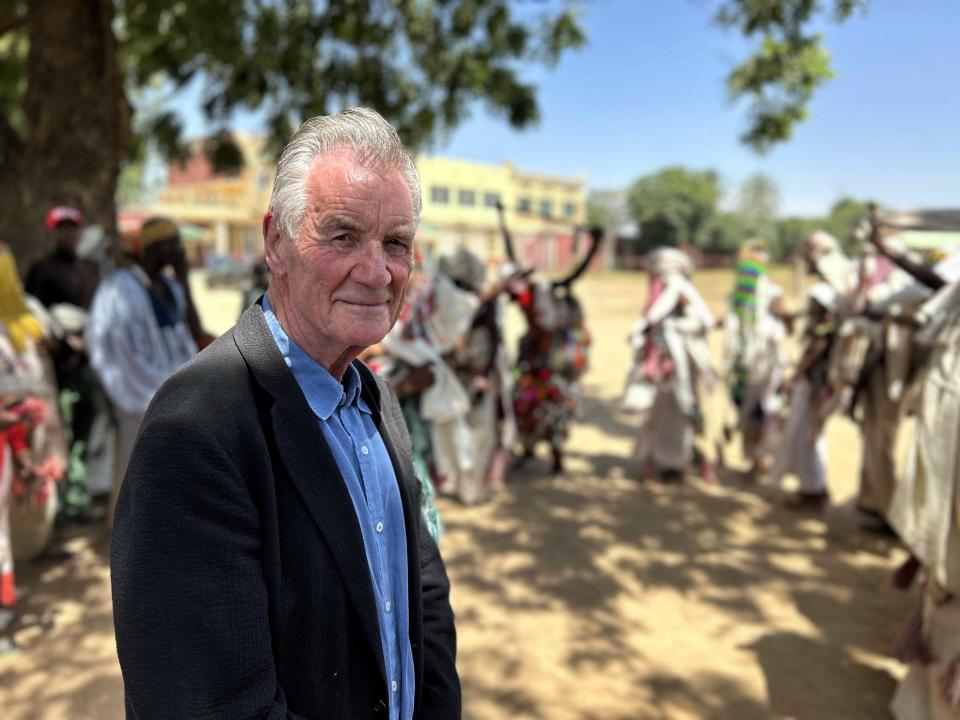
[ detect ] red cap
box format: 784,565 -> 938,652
45,206 -> 84,230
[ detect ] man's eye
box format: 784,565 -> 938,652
387,238 -> 411,253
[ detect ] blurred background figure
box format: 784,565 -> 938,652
25,207 -> 108,520
240,258 -> 271,317
769,279 -> 838,512
888,277 -> 960,720
377,246 -> 519,506
84,218 -> 199,521
721,241 -> 792,478
624,246 -> 715,482
0,242 -> 67,653
500,207 -> 600,476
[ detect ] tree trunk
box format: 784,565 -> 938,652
0,0 -> 130,274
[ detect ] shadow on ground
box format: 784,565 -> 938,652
442,394 -> 910,719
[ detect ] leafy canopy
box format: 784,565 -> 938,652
115,0 -> 585,164
716,0 -> 868,151
627,167 -> 722,249
0,0 -> 585,168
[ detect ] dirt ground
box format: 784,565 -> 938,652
0,269 -> 917,719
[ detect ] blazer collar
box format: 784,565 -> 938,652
234,302 -> 384,422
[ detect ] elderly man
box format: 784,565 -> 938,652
111,108 -> 460,720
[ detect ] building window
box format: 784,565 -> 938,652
539,200 -> 553,219
564,201 -> 577,218
431,186 -> 450,204
517,197 -> 531,214
458,189 -> 476,206
484,192 -> 501,208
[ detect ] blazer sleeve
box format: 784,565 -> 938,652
417,512 -> 462,719
111,392 -> 307,720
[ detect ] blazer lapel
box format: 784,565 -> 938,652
234,305 -> 386,688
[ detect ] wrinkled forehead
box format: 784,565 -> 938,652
305,149 -> 413,209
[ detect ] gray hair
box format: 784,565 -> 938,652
268,107 -> 422,239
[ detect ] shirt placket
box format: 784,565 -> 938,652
342,405 -> 401,717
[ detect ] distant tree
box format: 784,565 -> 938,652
587,189 -> 629,233
737,173 -> 780,219
626,167 -> 722,250
824,196 -> 873,254
0,0 -> 585,269
701,211 -> 751,255
715,0 -> 868,152
735,172 -> 780,247
774,216 -> 822,261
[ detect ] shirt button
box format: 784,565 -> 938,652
391,680 -> 398,693
385,601 -> 392,613
376,521 -> 384,533
361,445 -> 369,455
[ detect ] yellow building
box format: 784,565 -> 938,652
415,155 -> 587,270
140,138 -> 587,270
146,132 -> 275,260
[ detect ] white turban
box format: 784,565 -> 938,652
647,247 -> 692,277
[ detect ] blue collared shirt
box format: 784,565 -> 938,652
263,297 -> 415,720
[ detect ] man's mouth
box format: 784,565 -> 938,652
339,299 -> 390,308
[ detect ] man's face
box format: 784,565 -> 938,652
269,149 -> 416,361
143,236 -> 184,270
53,222 -> 81,254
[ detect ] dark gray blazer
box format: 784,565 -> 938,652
111,303 -> 460,719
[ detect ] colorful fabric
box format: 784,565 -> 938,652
729,258 -> 765,405
513,316 -> 589,448
0,248 -> 45,354
732,259 -> 764,326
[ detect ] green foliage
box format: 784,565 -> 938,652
770,199 -> 872,261
716,0 -> 868,151
110,0 -> 585,162
773,216 -> 820,260
701,211 -> 751,255
587,189 -> 628,233
627,167 -> 722,249
0,1 -> 27,156
824,196 -> 872,254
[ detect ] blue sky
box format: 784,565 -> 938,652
174,0 -> 960,217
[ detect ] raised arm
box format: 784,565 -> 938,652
868,206 -> 945,291
554,226 -> 604,288
494,200 -> 518,265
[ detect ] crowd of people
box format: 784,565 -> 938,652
1,135 -> 958,718
0,208 -> 210,652
622,214 -> 960,719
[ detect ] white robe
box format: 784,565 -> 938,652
384,274 -> 485,504
626,272 -> 715,471
770,378 -> 828,494
888,281 -> 960,720
723,277 -> 788,462
85,267 -> 197,492
85,267 -> 197,418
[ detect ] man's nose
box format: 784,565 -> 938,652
351,240 -> 392,287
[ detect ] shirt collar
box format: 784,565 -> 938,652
262,295 -> 370,420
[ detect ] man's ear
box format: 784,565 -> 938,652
263,212 -> 286,278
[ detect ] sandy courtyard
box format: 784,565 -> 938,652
0,269 -> 916,719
